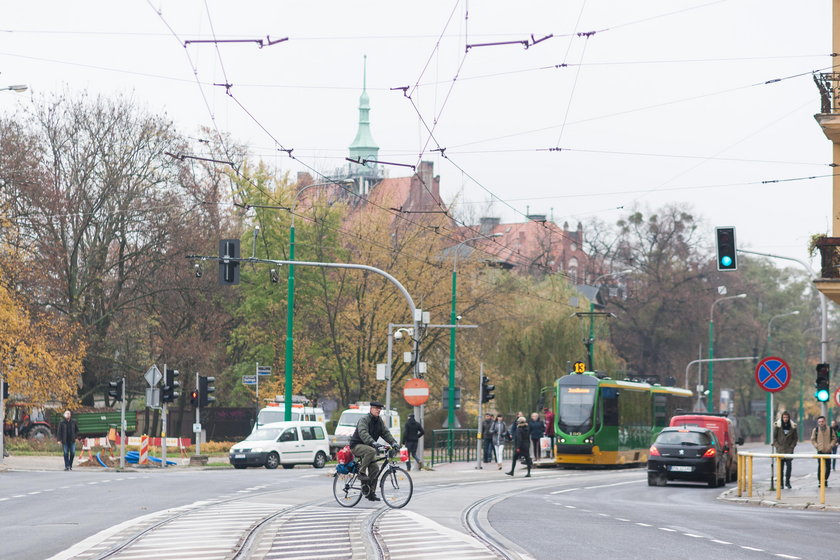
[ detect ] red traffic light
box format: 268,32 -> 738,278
190,390 -> 199,407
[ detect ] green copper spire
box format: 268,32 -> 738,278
349,55 -> 379,164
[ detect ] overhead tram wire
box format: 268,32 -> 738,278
148,3 -> 581,280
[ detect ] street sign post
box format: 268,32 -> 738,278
833,387 -> 840,407
403,378 -> 430,406
257,366 -> 272,376
144,365 -> 162,387
242,374 -> 257,385
755,357 -> 791,393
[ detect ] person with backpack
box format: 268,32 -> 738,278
811,415 -> 836,487
506,416 -> 532,478
349,402 -> 399,501
402,413 -> 425,471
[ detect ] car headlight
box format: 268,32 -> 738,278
252,447 -> 263,452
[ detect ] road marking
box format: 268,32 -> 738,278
615,517 -> 630,522
658,528 -> 677,532
774,555 -> 800,559
636,522 -> 651,527
684,533 -> 704,538
711,540 -> 732,544
741,546 -> 764,552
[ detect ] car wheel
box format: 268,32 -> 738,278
313,451 -> 328,469
647,473 -> 658,486
707,474 -> 718,488
233,464 -> 247,470
265,452 -> 280,470
282,463 -> 295,469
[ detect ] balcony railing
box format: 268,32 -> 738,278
814,73 -> 840,114
814,236 -> 840,279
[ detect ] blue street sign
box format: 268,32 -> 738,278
242,374 -> 257,386
257,366 -> 272,376
754,357 -> 791,393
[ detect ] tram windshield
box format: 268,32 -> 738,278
557,385 -> 596,433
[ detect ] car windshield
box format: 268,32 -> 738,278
338,411 -> 366,427
557,385 -> 596,433
258,409 -> 300,425
656,431 -> 712,446
244,427 -> 283,442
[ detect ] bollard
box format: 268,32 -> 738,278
820,457 -> 826,504
139,434 -> 149,465
737,453 -> 743,497
775,456 -> 782,501
747,455 -> 753,497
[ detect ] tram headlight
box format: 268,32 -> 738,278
559,437 -> 566,443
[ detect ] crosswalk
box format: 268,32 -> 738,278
377,509 -> 498,559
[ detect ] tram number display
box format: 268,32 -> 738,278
573,361 -> 586,373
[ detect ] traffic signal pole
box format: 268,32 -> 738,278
195,372 -> 201,457
162,364 -> 167,469
119,377 -> 126,469
476,364 -> 483,470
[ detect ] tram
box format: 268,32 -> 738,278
553,371 -> 692,466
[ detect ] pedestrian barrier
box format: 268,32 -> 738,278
430,429 -> 516,466
738,451 -> 840,505
79,436 -> 114,465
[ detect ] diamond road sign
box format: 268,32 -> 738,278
144,365 -> 162,387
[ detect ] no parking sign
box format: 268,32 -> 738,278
754,357 -> 791,393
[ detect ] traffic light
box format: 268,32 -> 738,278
815,363 -> 830,402
162,368 -> 180,403
1,379 -> 8,400
480,375 -> 495,404
189,390 -> 199,408
199,376 -> 216,407
218,239 -> 240,285
715,227 -> 737,271
108,379 -> 124,402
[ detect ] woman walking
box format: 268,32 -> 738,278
489,414 -> 508,470
506,416 -> 532,477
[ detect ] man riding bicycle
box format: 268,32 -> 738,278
349,401 -> 399,501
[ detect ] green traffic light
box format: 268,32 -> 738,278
720,256 -> 732,267
816,388 -> 830,402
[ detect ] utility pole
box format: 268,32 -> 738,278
119,378 -> 126,469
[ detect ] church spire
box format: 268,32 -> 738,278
349,55 -> 379,165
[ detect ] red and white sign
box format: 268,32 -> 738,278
834,387 -> 840,407
403,378 -> 430,406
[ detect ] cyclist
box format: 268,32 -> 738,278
349,401 -> 399,501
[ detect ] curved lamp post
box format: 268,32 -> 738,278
707,293 -> 747,412
1,85 -> 27,93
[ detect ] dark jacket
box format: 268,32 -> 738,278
57,418 -> 78,445
528,418 -> 545,440
513,424 -> 531,458
481,417 -> 494,438
772,419 -> 798,454
350,412 -> 397,447
402,417 -> 425,443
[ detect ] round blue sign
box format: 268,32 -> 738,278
754,357 -> 791,393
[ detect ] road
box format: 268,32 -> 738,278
0,460 -> 836,560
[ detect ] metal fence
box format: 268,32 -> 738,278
429,429 -> 516,466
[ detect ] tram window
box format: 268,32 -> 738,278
602,388 -> 619,425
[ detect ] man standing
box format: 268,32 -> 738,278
811,415 -> 836,487
349,402 -> 398,501
480,413 -> 494,463
772,411 -> 797,489
402,413 -> 425,471
56,410 -> 78,471
543,407 -> 555,458
528,412 -> 545,460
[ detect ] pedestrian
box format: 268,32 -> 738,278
349,401 -> 399,501
772,411 -> 798,489
528,412 -> 545,460
543,407 -> 555,457
509,410 -> 524,440
56,410 -> 78,471
402,413 -> 425,471
480,413 -> 495,463
489,414 -> 507,470
810,415 -> 836,487
506,416 -> 532,477
831,419 -> 840,471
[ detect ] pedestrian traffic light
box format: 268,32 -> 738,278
815,363 -> 830,402
162,368 -> 180,403
199,375 -> 216,407
218,239 -> 240,285
108,379 -> 124,402
189,390 -> 199,408
480,375 -> 495,404
715,227 -> 737,271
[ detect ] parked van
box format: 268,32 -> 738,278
669,412 -> 744,482
255,403 -> 325,430
229,421 -> 330,469
328,403 -> 401,455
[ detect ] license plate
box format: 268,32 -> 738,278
235,454 -> 246,459
669,465 -> 693,472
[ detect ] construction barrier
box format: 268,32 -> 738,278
139,435 -> 149,465
79,436 -> 114,465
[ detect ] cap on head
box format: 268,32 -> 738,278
369,401 -> 384,409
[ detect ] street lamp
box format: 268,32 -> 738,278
1,85 -> 27,93
764,310 -> 799,443
284,179 -> 353,420
587,269 -> 633,371
448,233 -> 503,436
707,293 -> 747,412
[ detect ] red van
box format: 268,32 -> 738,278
669,413 -> 744,482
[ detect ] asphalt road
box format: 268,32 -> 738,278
1,461 -> 838,560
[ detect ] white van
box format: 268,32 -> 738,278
255,403 -> 325,430
229,421 -> 330,469
328,404 -> 401,455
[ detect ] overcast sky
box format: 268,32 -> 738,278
0,1 -> 832,271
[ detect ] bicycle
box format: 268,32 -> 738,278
332,446 -> 413,508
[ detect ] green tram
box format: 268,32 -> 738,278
553,372 -> 692,466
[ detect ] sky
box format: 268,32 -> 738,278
0,0 -> 833,271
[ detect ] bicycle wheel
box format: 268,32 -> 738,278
380,465 -> 413,508
333,472 -> 363,507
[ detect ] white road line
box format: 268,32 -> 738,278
684,533 -> 704,538
711,540 -> 732,545
636,523 -> 652,527
775,555 -> 800,559
659,528 -> 676,532
741,546 -> 764,552
615,518 -> 630,522
564,505 -> 576,509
